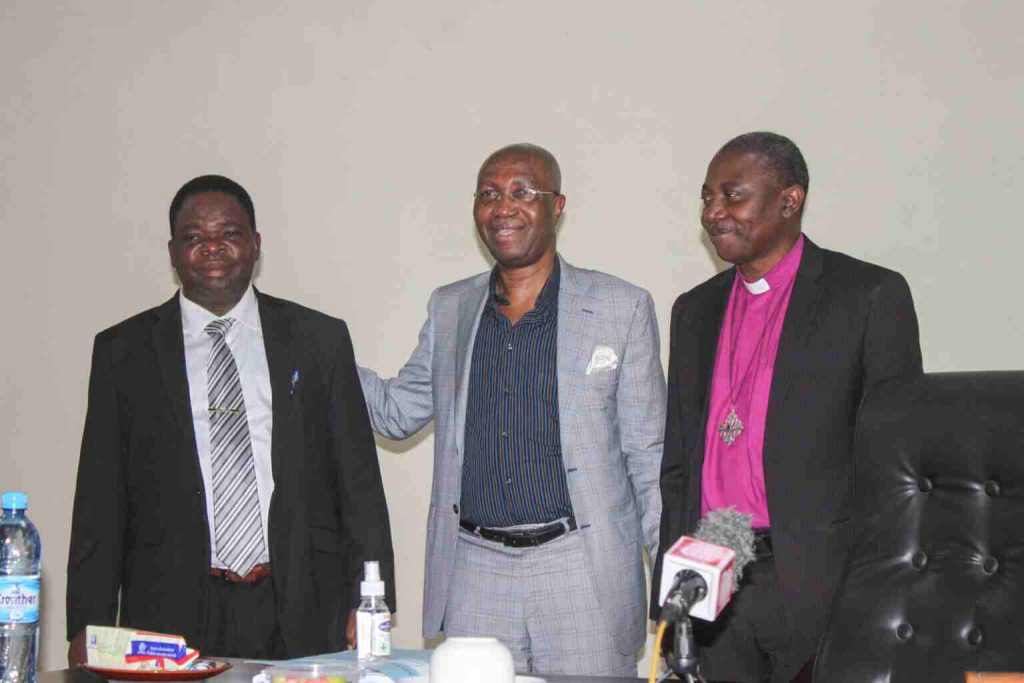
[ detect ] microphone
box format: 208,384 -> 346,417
658,507 -> 756,621
655,509 -> 756,682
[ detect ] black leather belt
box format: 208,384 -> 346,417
459,516 -> 577,548
753,528 -> 774,560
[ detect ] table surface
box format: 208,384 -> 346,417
41,660 -> 646,683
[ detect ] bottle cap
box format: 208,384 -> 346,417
360,560 -> 385,597
1,492 -> 27,510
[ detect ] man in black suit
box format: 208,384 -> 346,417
67,175 -> 394,663
654,133 -> 922,682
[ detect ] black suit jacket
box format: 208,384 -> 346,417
653,237 -> 922,646
67,290 -> 395,657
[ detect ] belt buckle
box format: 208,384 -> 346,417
502,533 -> 533,548
504,517 -> 572,547
210,567 -> 240,583
211,563 -> 270,583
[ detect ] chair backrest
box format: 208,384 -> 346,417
814,371 -> 1024,683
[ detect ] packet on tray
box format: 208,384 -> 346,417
86,626 -> 200,670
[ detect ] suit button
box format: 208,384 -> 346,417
912,551 -> 928,569
983,556 -> 999,574
967,627 -> 983,646
896,623 -> 914,640
918,477 -> 933,493
985,480 -> 1001,496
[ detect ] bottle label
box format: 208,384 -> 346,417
374,616 -> 392,657
356,611 -> 391,659
0,574 -> 40,623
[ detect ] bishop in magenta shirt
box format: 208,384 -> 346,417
701,235 -> 805,529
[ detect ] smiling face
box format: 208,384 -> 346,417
700,150 -> 805,278
168,191 -> 261,315
473,152 -> 566,271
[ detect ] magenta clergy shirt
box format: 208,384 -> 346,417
701,235 -> 805,528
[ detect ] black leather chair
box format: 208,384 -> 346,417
814,372 -> 1024,683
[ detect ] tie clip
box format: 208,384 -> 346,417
209,407 -> 241,414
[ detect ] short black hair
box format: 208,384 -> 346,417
169,175 -> 256,235
717,132 -> 809,193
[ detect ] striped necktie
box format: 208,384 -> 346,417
205,318 -> 265,577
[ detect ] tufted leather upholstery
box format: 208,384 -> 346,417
814,372 -> 1024,683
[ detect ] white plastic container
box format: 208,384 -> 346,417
429,637 -> 514,683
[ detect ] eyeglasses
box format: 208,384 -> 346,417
473,188 -> 560,205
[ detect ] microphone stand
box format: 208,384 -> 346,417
660,571 -> 707,682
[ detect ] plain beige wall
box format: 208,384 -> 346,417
1,0 -> 1021,673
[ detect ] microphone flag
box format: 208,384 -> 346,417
658,508 -> 755,621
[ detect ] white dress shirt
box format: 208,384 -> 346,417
180,286 -> 273,569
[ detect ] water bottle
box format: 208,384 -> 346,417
355,560 -> 390,662
0,492 -> 41,683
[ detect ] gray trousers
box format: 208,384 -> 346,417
443,527 -> 638,677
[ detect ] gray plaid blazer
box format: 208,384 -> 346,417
358,255 -> 666,654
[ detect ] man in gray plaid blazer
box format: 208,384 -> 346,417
358,143 -> 665,676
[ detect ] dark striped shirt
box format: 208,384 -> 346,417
460,261 -> 573,527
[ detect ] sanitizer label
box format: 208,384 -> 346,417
0,575 -> 40,623
357,612 -> 391,659
375,617 -> 392,657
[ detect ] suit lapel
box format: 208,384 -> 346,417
151,294 -> 209,540
693,274 -> 733,432
256,290 -> 298,484
151,295 -> 193,435
686,271 -> 733,523
556,258 -> 600,459
764,237 -> 826,475
454,276 -> 489,460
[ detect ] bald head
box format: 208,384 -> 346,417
478,143 -> 562,193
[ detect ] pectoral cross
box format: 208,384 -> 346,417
718,408 -> 744,446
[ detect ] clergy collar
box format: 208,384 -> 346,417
738,234 -> 805,295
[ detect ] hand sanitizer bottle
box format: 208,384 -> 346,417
356,561 -> 391,662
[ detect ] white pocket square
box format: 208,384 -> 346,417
586,345 -> 619,375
